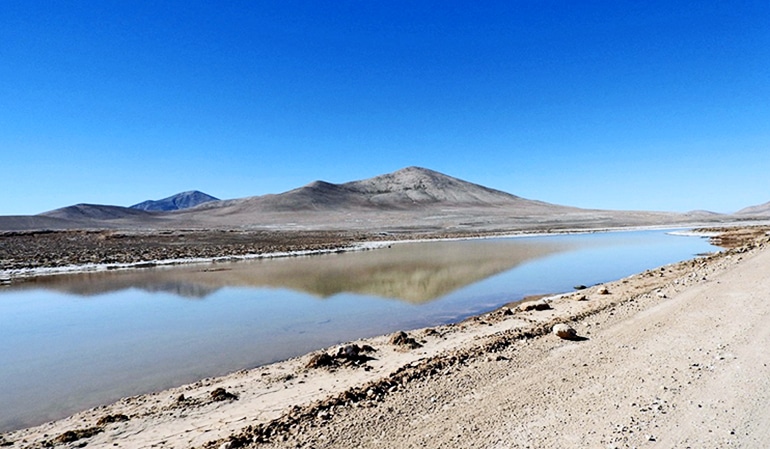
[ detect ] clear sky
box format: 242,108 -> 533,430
2,1 -> 769,215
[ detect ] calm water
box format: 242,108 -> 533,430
0,230 -> 715,431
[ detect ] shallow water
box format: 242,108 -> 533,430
0,230 -> 715,431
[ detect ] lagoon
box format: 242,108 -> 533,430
0,230 -> 715,431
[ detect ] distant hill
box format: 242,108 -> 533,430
130,191 -> 219,211
685,210 -> 724,217
40,204 -> 147,220
0,203 -> 171,231
736,200 -> 770,216
0,166 -> 741,232
41,204 -> 156,221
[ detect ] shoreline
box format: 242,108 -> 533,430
0,224 -> 724,284
3,227 -> 768,448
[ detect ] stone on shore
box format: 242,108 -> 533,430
518,300 -> 551,312
390,331 -> 422,349
552,323 -> 577,340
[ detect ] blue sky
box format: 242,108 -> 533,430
2,1 -> 769,215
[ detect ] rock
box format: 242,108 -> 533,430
96,413 -> 129,426
305,352 -> 335,369
52,427 -> 103,444
553,323 -> 578,340
219,436 -> 250,449
306,345 -> 376,370
336,344 -> 376,366
390,331 -> 422,349
599,286 -> 611,295
518,300 -> 551,312
338,344 -> 361,358
574,284 -> 588,290
210,387 -> 238,401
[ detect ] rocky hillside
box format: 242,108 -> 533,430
341,166 -> 524,206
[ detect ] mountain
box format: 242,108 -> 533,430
188,166 -> 556,214
33,191 -> 219,225
170,166 -> 628,230
130,191 -> 219,211
0,167 -> 738,232
735,200 -> 770,216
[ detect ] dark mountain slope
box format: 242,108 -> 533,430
130,191 -> 219,212
40,204 -> 156,221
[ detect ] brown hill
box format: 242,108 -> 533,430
0,167 -> 735,232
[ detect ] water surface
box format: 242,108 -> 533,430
0,230 -> 715,431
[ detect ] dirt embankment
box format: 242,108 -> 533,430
0,229 -> 371,272
699,225 -> 770,248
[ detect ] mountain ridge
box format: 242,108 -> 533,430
0,166 -> 744,232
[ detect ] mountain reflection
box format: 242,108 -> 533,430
13,239 -> 580,303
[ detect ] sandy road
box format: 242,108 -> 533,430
257,243 -> 770,448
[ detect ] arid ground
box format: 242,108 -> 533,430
2,226 -> 769,448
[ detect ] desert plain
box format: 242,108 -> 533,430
1,225 -> 769,448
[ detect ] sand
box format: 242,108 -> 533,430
2,228 -> 769,448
